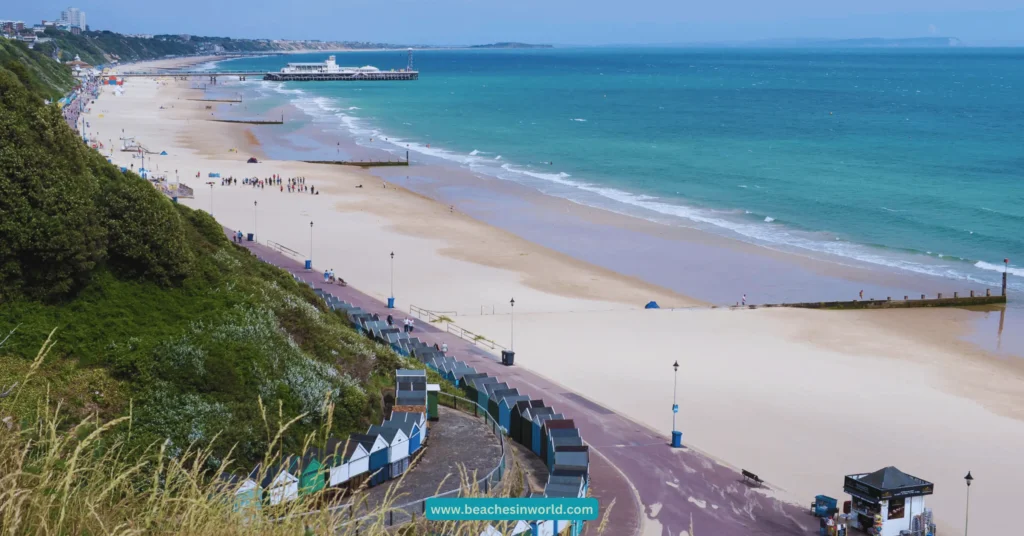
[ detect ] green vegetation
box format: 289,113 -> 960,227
0,39 -> 74,100
0,60 -> 402,470
0,344 -> 527,535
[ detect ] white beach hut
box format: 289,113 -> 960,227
261,457 -> 300,506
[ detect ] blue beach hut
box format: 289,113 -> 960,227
531,411 -> 562,455
351,433 -> 390,488
489,388 -> 518,423
499,394 -> 530,433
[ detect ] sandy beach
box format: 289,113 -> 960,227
85,71 -> 1022,534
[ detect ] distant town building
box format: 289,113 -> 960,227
59,7 -> 86,30
0,21 -> 23,35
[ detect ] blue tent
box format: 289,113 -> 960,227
645,301 -> 660,309
160,151 -> 168,155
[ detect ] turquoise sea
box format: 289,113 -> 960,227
213,48 -> 1024,294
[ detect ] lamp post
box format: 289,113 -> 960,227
671,360 -> 682,448
206,182 -> 215,215
964,471 -> 973,536
388,252 -> 395,309
510,298 -> 515,351
253,200 -> 257,243
309,221 -> 314,265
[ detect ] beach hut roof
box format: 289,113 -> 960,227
351,433 -> 385,452
396,368 -> 427,377
551,435 -> 584,449
486,385 -> 512,400
391,411 -> 425,423
534,412 -> 564,425
259,456 -> 299,488
543,418 -> 577,431
524,406 -> 554,421
381,417 -> 417,436
471,376 -> 497,389
554,450 -> 590,467
368,425 -> 406,444
501,394 -> 530,408
426,383 -> 441,392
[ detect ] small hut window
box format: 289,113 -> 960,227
888,497 -> 906,520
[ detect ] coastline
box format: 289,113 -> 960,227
86,75 -> 1023,534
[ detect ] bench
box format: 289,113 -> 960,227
741,469 -> 764,487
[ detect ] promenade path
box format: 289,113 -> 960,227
229,230 -> 815,536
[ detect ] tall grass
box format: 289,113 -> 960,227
0,336 -> 580,536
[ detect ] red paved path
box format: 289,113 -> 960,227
231,230 -> 816,536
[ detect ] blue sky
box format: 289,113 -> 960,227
12,1 -> 1024,45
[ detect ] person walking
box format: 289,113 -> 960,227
441,342 -> 448,354
741,294 -> 747,306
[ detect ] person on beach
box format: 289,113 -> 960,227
742,294 -> 747,306
386,314 -> 393,326
441,342 -> 448,353
323,270 -> 330,283
859,290 -> 864,299
408,318 -> 415,333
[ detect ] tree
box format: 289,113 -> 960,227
0,69 -> 106,301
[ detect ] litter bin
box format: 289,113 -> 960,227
172,197 -> 178,204
671,430 -> 682,448
387,297 -> 395,309
246,233 -> 254,242
304,260 -> 312,270
501,350 -> 515,366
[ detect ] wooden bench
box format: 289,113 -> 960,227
741,469 -> 764,487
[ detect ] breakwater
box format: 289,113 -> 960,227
747,289 -> 1006,310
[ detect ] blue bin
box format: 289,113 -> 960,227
671,430 -> 683,448
387,297 -> 395,309
172,197 -> 178,204
246,233 -> 254,242
304,260 -> 312,270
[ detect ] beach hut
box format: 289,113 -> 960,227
351,433 -> 390,488
458,372 -> 488,390
489,388 -> 519,423
427,384 -> 441,421
260,456 -> 300,506
395,388 -> 427,414
385,412 -> 424,453
499,394 -> 530,433
544,474 -> 587,499
540,419 -> 576,462
531,411 -> 562,455
298,448 -> 325,497
369,425 -> 410,481
523,406 -> 553,448
329,438 -> 371,489
483,383 -> 510,418
511,400 -> 545,446
466,376 -> 496,409
552,445 -> 590,480
547,431 -> 583,471
323,438 -> 359,488
216,471 -> 262,513
451,366 -> 479,386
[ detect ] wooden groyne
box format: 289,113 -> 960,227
746,289 -> 1007,311
208,118 -> 284,125
188,98 -> 242,103
303,160 -> 409,167
304,150 -> 410,168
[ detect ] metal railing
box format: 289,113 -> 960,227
409,304 -> 458,323
323,392 -> 509,530
446,324 -> 507,352
267,240 -> 302,259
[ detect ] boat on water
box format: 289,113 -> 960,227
263,53 -> 418,82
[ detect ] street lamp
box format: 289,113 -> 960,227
206,182 -> 215,215
964,471 -> 973,536
388,252 -> 395,309
253,200 -> 257,243
671,360 -> 682,448
510,298 -> 515,351
307,221 -> 314,271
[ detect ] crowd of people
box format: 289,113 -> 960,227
216,174 -> 318,195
